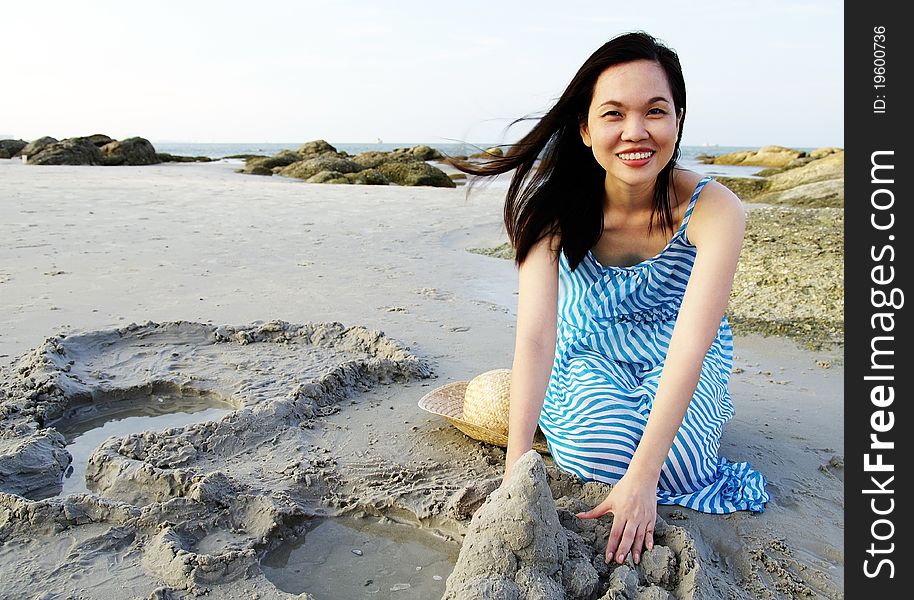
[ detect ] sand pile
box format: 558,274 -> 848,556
445,451 -> 701,600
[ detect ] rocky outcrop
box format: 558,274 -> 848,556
17,134 -> 211,166
377,160 -> 456,187
0,139 -> 27,158
18,136 -> 58,157
701,145 -> 806,168
279,156 -> 363,180
156,153 -> 213,163
27,138 -> 103,165
78,133 -> 116,147
100,137 -> 161,166
716,148 -> 844,208
242,139 -> 454,187
469,146 -> 504,158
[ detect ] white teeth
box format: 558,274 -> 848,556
618,151 -> 654,160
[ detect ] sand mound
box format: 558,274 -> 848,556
444,451 -> 703,600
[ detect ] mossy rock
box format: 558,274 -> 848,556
407,144 -> 442,160
376,161 -> 456,187
297,139 -> 337,156
351,150 -> 416,169
344,169 -> 389,185
75,134 -> 116,147
306,170 -> 350,184
244,150 -> 302,172
157,153 -> 213,163
470,146 -> 504,158
279,156 -> 363,180
27,138 -> 102,165
714,176 -> 769,200
0,139 -> 28,158
18,137 -> 58,158
100,137 -> 160,166
245,165 -> 273,176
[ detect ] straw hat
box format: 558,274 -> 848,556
417,368 -> 550,454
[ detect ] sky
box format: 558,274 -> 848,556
2,1 -> 843,148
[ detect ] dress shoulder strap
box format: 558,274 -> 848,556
679,175 -> 713,232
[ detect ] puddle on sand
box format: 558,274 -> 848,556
50,390 -> 234,497
262,516 -> 459,598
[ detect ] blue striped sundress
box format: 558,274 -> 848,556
539,175 -> 769,513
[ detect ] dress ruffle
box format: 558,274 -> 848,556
718,457 -> 769,513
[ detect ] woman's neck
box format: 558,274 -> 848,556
601,175 -> 656,214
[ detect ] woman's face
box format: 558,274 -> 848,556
580,59 -> 682,190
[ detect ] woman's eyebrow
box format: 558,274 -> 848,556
597,96 -> 672,108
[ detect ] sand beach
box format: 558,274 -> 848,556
0,156 -> 843,599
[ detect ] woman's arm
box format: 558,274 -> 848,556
503,233 -> 560,483
580,182 -> 746,564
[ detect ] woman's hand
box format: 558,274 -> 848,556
575,472 -> 658,565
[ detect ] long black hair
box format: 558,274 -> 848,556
454,31 -> 686,270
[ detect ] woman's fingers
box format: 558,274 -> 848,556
605,516 -> 624,563
645,521 -> 655,551
631,523 -> 646,565
613,519 -> 639,564
575,496 -> 613,520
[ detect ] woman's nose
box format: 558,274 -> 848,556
621,116 -> 648,141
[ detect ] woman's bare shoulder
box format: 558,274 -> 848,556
686,175 -> 745,247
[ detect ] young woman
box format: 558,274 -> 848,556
458,32 -> 769,566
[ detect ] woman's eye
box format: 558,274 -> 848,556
601,111 -> 622,118
648,108 -> 668,115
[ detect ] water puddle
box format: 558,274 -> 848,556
50,390 -> 234,497
261,516 -> 459,598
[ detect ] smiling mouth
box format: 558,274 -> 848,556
617,151 -> 655,160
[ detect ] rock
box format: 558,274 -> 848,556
18,137 -> 58,158
470,146 -> 504,158
344,169 -> 389,185
27,138 -> 103,165
78,133 -> 116,147
754,151 -> 844,207
706,145 -> 805,168
306,170 -> 350,184
0,139 -> 27,159
351,150 -> 414,169
443,450 -> 568,599
243,165 -> 273,176
810,146 -> 842,159
100,137 -> 160,166
376,161 -> 456,188
408,144 -> 442,160
243,150 -> 302,173
297,139 -> 337,156
279,156 -> 363,180
156,153 -> 212,163
713,176 -> 768,200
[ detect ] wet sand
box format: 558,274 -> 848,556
0,159 -> 843,599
